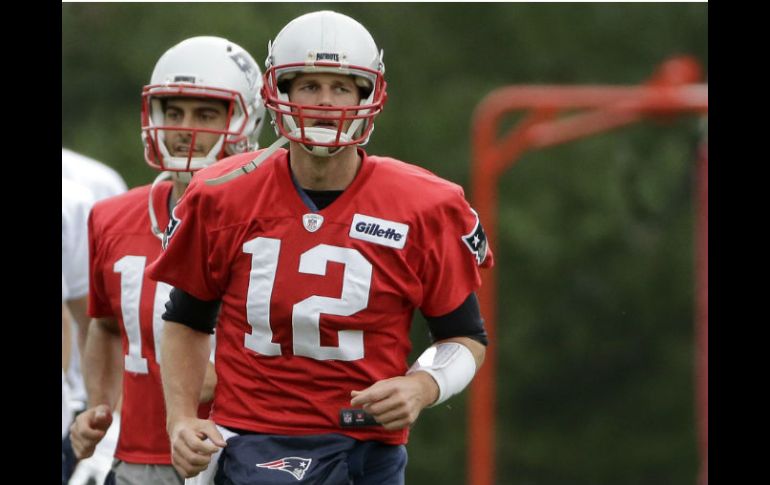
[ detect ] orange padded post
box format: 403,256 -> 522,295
468,56 -> 708,485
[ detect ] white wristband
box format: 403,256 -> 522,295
406,342 -> 477,407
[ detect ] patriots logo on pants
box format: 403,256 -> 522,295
256,457 -> 313,481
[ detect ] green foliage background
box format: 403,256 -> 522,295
63,3 -> 707,484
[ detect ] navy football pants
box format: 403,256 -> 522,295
62,434 -> 78,485
213,433 -> 407,485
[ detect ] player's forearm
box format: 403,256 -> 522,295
84,317 -> 123,408
161,321 -> 211,422
200,361 -> 217,403
62,303 -> 72,371
67,295 -> 90,353
434,336 -> 486,370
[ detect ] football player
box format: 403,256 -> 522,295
68,36 -> 265,485
61,177 -> 96,484
148,11 -> 492,484
61,148 -> 128,485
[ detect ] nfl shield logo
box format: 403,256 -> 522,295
302,213 -> 324,233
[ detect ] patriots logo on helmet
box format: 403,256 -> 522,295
230,52 -> 258,90
256,457 -> 313,481
161,207 -> 181,251
461,209 -> 488,265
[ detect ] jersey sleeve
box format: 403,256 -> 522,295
416,188 -> 494,317
146,181 -> 224,301
87,206 -> 114,318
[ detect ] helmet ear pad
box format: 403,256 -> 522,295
141,36 -> 266,174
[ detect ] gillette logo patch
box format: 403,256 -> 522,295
349,214 -> 409,250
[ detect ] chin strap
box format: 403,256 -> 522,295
148,171 -> 174,241
205,136 -> 289,186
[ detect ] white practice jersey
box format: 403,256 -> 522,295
61,148 -> 127,201
62,179 -> 94,300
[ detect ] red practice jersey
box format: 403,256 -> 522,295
88,182 -> 211,464
147,148 -> 493,445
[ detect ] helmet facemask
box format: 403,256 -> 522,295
263,58 -> 386,157
141,85 -> 257,175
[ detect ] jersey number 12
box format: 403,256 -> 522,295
243,238 -> 372,361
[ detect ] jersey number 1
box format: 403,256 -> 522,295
114,255 -> 172,374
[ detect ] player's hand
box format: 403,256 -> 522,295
349,372 -> 439,430
167,416 -> 226,478
69,404 -> 113,459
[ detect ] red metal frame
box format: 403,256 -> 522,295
468,56 -> 708,485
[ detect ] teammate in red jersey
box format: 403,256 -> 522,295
68,36 -> 265,485
148,11 -> 492,484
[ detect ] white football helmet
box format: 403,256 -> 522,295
141,36 -> 265,176
263,10 -> 387,157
